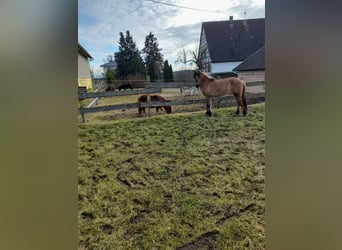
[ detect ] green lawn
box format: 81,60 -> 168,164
78,103 -> 265,249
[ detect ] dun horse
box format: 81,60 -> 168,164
138,94 -> 172,116
193,70 -> 247,116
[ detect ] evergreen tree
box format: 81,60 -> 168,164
169,64 -> 174,82
163,60 -> 169,81
142,32 -> 163,82
163,60 -> 174,82
114,31 -> 145,79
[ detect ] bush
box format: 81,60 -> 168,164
105,70 -> 115,83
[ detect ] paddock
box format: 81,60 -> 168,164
78,103 -> 265,249
78,80 -> 264,123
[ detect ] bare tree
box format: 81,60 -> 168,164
90,66 -> 104,78
175,46 -> 207,70
103,54 -> 115,63
175,48 -> 188,65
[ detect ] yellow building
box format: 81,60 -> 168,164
78,43 -> 93,90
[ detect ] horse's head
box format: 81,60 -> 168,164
164,106 -> 172,113
193,70 -> 202,83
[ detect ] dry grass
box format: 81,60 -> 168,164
78,103 -> 265,249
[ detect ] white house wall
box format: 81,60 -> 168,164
78,54 -> 93,89
78,54 -> 91,79
211,61 -> 243,74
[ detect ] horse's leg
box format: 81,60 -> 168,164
206,97 -> 212,116
242,94 -> 247,116
241,85 -> 247,116
139,107 -> 145,116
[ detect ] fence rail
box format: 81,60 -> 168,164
78,92 -> 264,114
78,81 -> 265,122
78,87 -> 162,99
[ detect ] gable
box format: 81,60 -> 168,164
202,18 -> 265,63
78,43 -> 93,60
233,46 -> 265,71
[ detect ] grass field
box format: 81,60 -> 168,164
78,103 -> 265,249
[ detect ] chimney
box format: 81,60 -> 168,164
243,20 -> 249,29
229,16 -> 234,28
242,12 -> 249,30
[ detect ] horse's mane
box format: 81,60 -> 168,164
200,71 -> 215,81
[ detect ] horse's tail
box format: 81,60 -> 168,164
241,81 -> 247,115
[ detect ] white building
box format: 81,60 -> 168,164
100,61 -> 117,74
78,43 -> 93,89
198,16 -> 265,78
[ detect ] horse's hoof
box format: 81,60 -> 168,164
206,111 -> 212,116
243,111 -> 247,116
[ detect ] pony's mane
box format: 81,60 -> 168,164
200,71 -> 215,81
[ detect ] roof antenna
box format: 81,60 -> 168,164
243,11 -> 249,29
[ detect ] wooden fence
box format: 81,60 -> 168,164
78,81 -> 265,123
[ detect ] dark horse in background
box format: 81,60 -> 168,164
138,94 -> 172,116
105,85 -> 115,91
194,70 -> 247,116
118,83 -> 133,91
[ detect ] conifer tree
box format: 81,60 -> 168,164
169,63 -> 174,82
114,31 -> 145,79
142,32 -> 163,82
163,60 -> 174,82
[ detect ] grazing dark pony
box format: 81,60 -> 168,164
105,85 -> 115,91
138,94 -> 172,116
119,83 -> 133,91
194,70 -> 247,116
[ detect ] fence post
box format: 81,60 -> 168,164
79,100 -> 86,123
146,75 -> 151,116
217,97 -> 222,108
78,86 -> 87,123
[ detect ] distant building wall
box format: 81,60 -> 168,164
78,53 -> 92,89
102,66 -> 116,74
237,70 -> 265,83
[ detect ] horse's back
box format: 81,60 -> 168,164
139,94 -> 166,102
151,94 -> 166,101
138,94 -> 147,102
226,77 -> 245,93
200,77 -> 244,97
105,85 -> 115,91
219,77 -> 244,88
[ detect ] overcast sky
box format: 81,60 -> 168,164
78,0 -> 265,76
